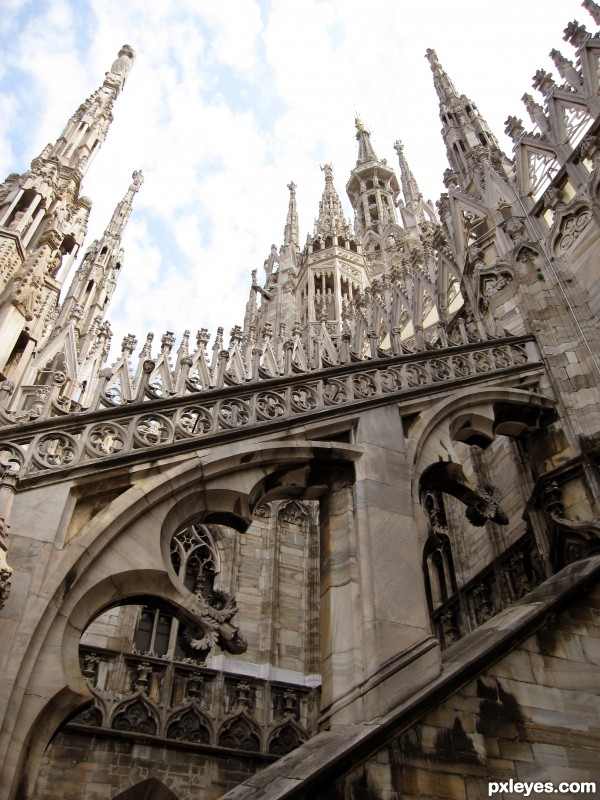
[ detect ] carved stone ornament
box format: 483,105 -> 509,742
503,216 -> 528,245
556,208 -> 592,254
465,483 -> 509,527
278,500 -> 308,526
166,705 -> 211,744
218,713 -> 261,752
112,695 -> 158,735
541,481 -> 600,570
179,589 -> 248,661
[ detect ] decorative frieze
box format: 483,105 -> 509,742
0,336 -> 541,484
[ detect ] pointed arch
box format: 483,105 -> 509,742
165,703 -> 213,744
110,692 -> 159,736
267,718 -> 307,755
217,712 -> 261,752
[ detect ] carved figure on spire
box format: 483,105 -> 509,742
111,45 -> 136,78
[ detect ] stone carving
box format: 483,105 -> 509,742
439,608 -> 460,646
133,661 -> 152,693
87,423 -> 126,455
563,20 -> 590,49
112,696 -> 157,735
179,589 -> 247,661
110,44 -> 135,78
82,652 -> 100,685
465,483 -> 509,527
166,706 -> 211,744
278,501 -> 308,526
0,337 -> 540,482
541,481 -> 600,570
218,713 -> 261,752
71,702 -> 103,728
471,583 -> 495,624
0,518 -> 13,608
35,433 -> 77,467
135,415 -> 170,445
556,208 -> 592,254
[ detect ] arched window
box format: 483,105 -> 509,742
170,524 -> 219,599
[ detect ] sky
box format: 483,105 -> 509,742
0,0 -> 588,361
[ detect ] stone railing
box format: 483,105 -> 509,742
73,645 -> 318,758
0,336 -> 542,485
431,530 -> 549,649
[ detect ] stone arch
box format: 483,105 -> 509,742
409,386 -> 557,497
422,528 -> 456,612
4,440 -> 360,800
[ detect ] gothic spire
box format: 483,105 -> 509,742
425,49 -> 460,105
103,169 -> 144,242
0,45 -> 136,382
55,169 -> 144,343
393,140 -> 423,208
314,164 -> 352,238
44,45 -> 136,180
355,118 -> 379,165
425,48 -> 512,195
283,181 -> 299,249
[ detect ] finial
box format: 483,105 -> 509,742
532,69 -> 556,99
563,20 -> 591,48
583,0 -> 600,26
287,181 -> 296,195
504,116 -> 526,143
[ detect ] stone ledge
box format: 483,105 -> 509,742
217,555 -> 600,799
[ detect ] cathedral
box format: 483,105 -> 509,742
1,5 -> 600,799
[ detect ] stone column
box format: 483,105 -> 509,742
319,468 -> 364,725
351,405 -> 440,721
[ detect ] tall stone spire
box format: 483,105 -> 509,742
11,170 -> 144,412
355,117 -> 380,165
56,169 -> 144,341
394,140 -> 423,209
45,44 -> 136,180
314,164 -> 352,239
425,48 -> 460,105
0,45 -> 136,381
425,48 -> 513,196
283,181 -> 300,249
393,140 -> 436,227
